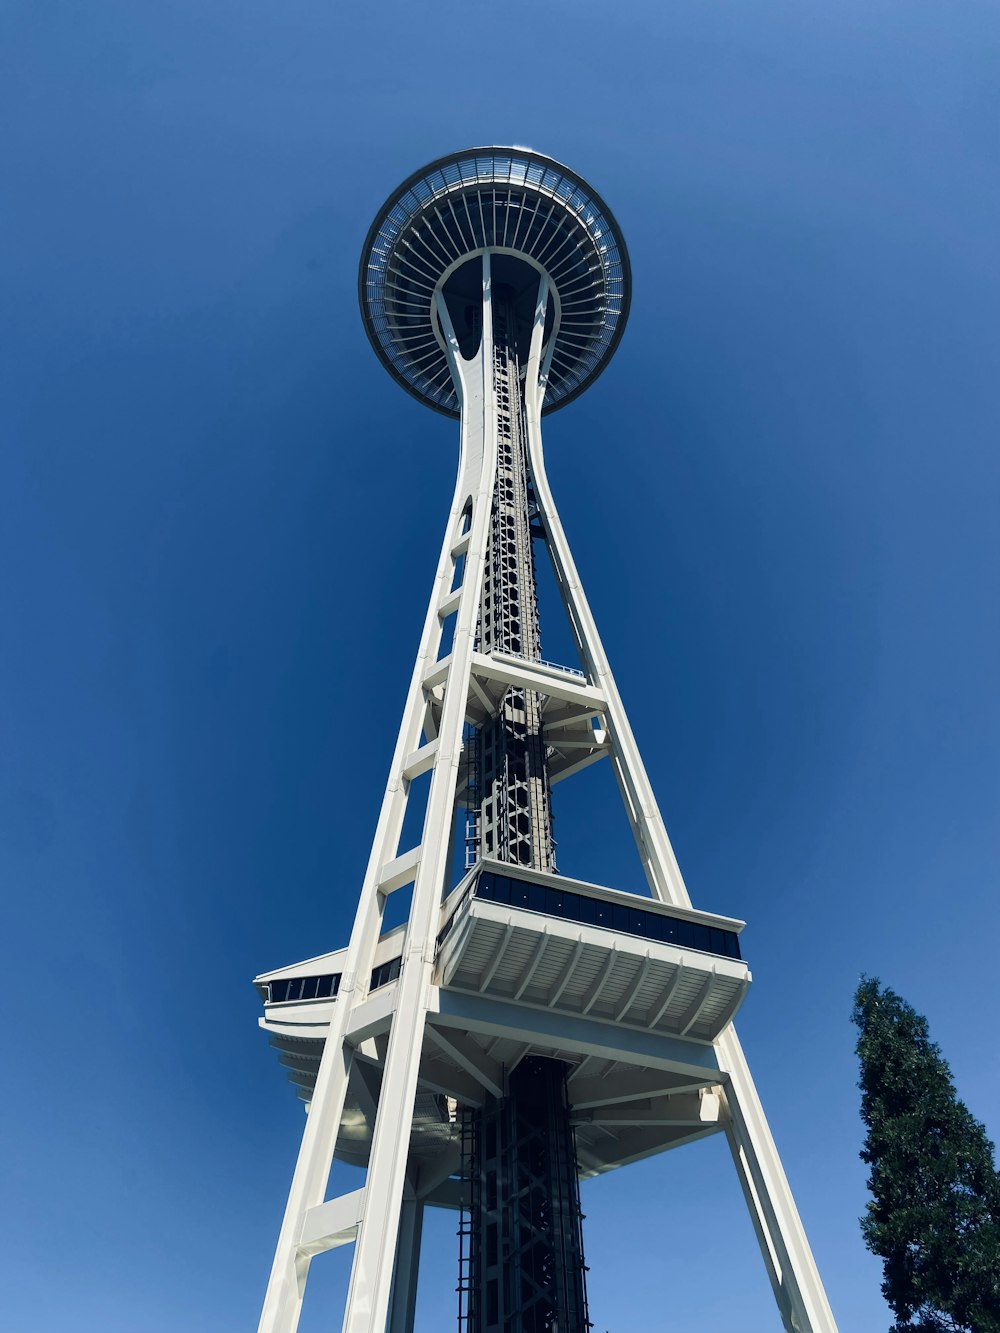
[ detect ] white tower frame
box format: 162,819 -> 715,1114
254,151 -> 838,1333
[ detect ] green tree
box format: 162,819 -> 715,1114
853,977 -> 1000,1332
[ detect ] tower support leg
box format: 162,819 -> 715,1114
256,259 -> 493,1333
338,255 -> 499,1333
718,1028 -> 838,1333
257,1037 -> 358,1333
340,996 -> 430,1333
387,1199 -> 423,1333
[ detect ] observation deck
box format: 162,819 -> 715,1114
253,865 -> 748,1190
359,146 -> 631,416
437,862 -> 748,1044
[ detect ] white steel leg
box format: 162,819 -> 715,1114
339,255 -> 498,1333
718,1027 -> 837,1333
256,261 -> 492,1333
387,1199 -> 423,1333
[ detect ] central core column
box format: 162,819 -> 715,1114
475,284 -> 555,872
460,273 -> 590,1333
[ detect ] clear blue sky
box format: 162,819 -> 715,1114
2,2 -> 998,1329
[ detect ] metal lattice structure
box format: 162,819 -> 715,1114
475,288 -> 554,874
461,1059 -> 589,1333
252,147 -> 840,1333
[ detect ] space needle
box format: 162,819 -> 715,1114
251,146 -> 838,1333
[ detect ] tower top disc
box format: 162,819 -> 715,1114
358,146 -> 631,417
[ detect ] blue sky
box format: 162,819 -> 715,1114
2,1 -> 998,1329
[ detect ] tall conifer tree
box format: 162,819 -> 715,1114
853,977 -> 1000,1332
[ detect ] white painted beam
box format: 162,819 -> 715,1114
679,969 -> 718,1036
467,672 -> 500,716
581,946 -> 618,1014
402,740 -> 438,781
513,933 -> 551,1000
568,1068 -> 716,1109
646,960 -> 688,1030
615,953 -> 652,1022
298,1189 -> 366,1258
470,650 -> 606,712
575,1091 -> 717,1127
437,587 -> 462,620
414,1143 -> 462,1201
421,657 -> 450,692
419,1176 -> 465,1211
548,746 -> 609,786
345,985 -> 397,1045
378,845 -> 422,894
425,1025 -> 504,1098
431,988 -> 723,1082
477,922 -> 514,991
417,1055 -> 490,1108
547,936 -> 585,1006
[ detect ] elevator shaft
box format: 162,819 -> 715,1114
462,1059 -> 589,1333
460,282 -> 590,1333
475,287 -> 555,873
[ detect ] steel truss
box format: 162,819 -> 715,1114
461,1058 -> 589,1333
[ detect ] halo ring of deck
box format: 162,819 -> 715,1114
358,146 -> 631,417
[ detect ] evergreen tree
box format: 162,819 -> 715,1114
853,977 -> 1000,1332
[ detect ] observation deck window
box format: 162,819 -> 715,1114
461,869 -> 741,960
265,956 -> 402,1005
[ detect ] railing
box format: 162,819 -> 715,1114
494,649 -> 586,680
436,880 -> 477,955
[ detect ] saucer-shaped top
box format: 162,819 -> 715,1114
359,147 -> 631,417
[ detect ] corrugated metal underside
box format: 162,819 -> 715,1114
439,911 -> 748,1043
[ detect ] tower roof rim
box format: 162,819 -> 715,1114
358,147 -> 632,418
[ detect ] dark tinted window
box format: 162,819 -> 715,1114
478,872 -> 496,901
511,879 -> 530,910
267,971 -> 343,1003
370,956 -> 403,990
468,869 -> 740,959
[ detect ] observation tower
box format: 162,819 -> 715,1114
253,147 -> 838,1333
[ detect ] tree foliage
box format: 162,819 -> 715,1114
853,977 -> 1000,1332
